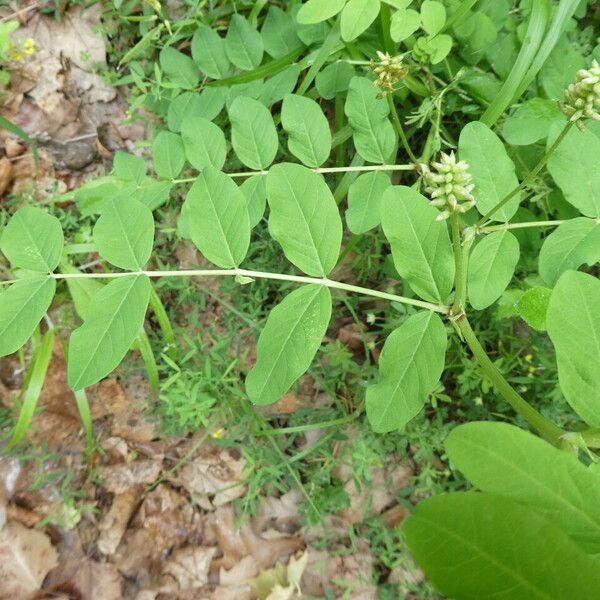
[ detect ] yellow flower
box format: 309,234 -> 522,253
211,428 -> 225,439
8,48 -> 22,60
23,38 -> 35,55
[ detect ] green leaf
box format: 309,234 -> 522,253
345,76 -> 395,163
93,196 -> 155,270
229,96 -> 278,170
61,261 -> 103,321
266,163 -> 342,277
516,287 -> 552,330
540,37 -> 586,100
259,64 -> 301,106
246,285 -> 331,405
446,421 -> 600,552
539,218 -> 600,286
240,175 -> 267,228
191,24 -> 231,79
68,275 -> 151,390
420,0 -> 446,35
0,277 -> 56,357
547,270 -> 600,427
467,230 -> 520,310
131,178 -> 172,211
152,131 -> 185,180
159,47 -> 199,89
426,33 -> 453,64
502,99 -> 563,146
390,8 -> 421,42
459,121 -> 520,221
366,312 -> 447,433
0,206 -> 63,272
297,0 -> 347,24
381,186 -> 454,303
340,0 -> 380,41
113,151 -> 146,185
547,125 -> 600,218
182,167 -> 250,268
180,116 -> 227,171
281,94 -> 331,167
404,492 -> 600,600
315,62 -> 355,100
225,14 -> 264,71
261,6 -> 303,59
345,171 -> 391,234
167,88 -> 227,132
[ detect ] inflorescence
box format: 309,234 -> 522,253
560,60 -> 600,127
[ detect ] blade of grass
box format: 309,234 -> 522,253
149,286 -> 177,360
73,388 -> 95,466
134,330 -> 160,392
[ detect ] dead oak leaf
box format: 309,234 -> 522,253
99,459 -> 162,494
162,546 -> 217,590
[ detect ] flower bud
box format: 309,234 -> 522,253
560,60 -> 600,127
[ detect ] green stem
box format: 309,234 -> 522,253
456,315 -> 565,446
478,220 -> 566,234
450,214 -> 466,313
477,121 -> 574,226
387,94 -> 418,164
51,268 -> 450,314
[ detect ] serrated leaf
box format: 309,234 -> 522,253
420,0 -> 445,35
467,230 -> 520,310
182,167 -> 250,268
345,77 -> 395,163
229,96 -> 278,170
345,171 -> 391,234
246,285 -> 331,405
539,218 -> 600,286
315,62 -> 355,100
0,207 -> 63,272
459,121 -> 520,221
159,47 -> 199,89
153,131 -> 185,180
191,24 -> 231,79
381,186 -> 454,303
93,196 -> 155,270
0,277 -> 56,357
390,8 -> 421,42
281,94 -> 331,167
225,14 -> 264,71
266,163 -> 342,277
404,492 -> 600,600
296,0 -> 347,24
446,421 -> 600,552
240,175 -> 267,228
547,270 -> 600,427
366,311 -> 446,432
181,116 -> 227,171
113,151 -> 146,185
516,286 -> 551,330
261,6 -> 303,59
340,0 -> 380,41
67,275 -> 150,390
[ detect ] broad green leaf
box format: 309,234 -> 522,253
0,206 -> 63,272
281,94 -> 331,167
501,99 -> 563,146
345,76 -> 395,163
296,0 -> 347,24
404,492 -> 600,600
182,167 -> 250,268
381,186 -> 454,303
315,62 -> 355,100
240,175 -> 267,228
113,151 -> 146,185
390,8 -> 421,42
547,270 -> 600,427
74,177 -> 121,216
516,286 -> 551,330
539,218 -> 600,286
225,15 -> 264,71
226,80 -> 265,110
131,178 -> 172,211
68,275 -> 151,390
345,171 -> 391,234
426,33 -> 453,64
259,64 -> 301,106
246,285 -> 331,405
540,37 -> 586,100
467,230 -> 520,310
261,6 -> 303,59
167,88 -> 227,132
340,0 -> 380,41
191,24 -> 231,79
459,121 -> 520,221
266,163 -> 342,277
93,196 -> 155,270
366,312 -> 446,433
180,116 -> 227,171
61,262 -> 103,321
159,47 -> 199,89
547,125 -> 600,218
152,131 -> 185,180
0,277 -> 56,357
420,0 -> 445,35
446,421 -> 600,552
229,96 -> 278,170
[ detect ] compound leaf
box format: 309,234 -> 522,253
181,116 -> 227,171
240,175 -> 267,228
225,14 -> 264,71
191,24 -> 231,79
113,151 -> 146,185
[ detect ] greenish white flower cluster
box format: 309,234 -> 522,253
421,152 -> 476,221
560,60 -> 600,126
371,51 -> 408,96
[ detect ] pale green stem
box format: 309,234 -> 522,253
478,220 -> 567,234
387,94 -> 418,164
50,268 -> 449,314
450,214 -> 466,313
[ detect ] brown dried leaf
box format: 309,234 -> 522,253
0,157 -> 14,196
97,487 -> 141,555
99,459 -> 162,494
162,545 -> 217,590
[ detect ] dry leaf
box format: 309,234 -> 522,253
162,545 -> 217,590
97,487 -> 141,555
0,157 -> 14,197
99,459 -> 162,494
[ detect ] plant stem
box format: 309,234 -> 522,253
478,220 -> 566,234
387,94 -> 418,164
450,214 -> 466,313
456,315 -> 565,446
477,121 -> 574,226
51,268 -> 450,314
